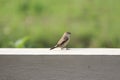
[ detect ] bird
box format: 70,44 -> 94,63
50,32 -> 71,50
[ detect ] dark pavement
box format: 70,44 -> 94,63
0,56 -> 120,80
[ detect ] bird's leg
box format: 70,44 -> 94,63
61,47 -> 64,50
66,47 -> 70,50
61,47 -> 70,50
65,46 -> 70,50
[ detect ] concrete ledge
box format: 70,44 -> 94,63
0,48 -> 120,55
0,56 -> 120,80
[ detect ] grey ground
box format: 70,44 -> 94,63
0,56 -> 120,80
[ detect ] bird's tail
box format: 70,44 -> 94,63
50,45 -> 58,50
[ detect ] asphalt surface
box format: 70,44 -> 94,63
0,56 -> 120,80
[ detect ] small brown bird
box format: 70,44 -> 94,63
50,32 -> 71,50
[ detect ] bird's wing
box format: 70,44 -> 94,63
57,36 -> 68,46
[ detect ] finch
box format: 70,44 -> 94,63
50,32 -> 71,50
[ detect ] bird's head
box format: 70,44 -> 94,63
66,32 -> 71,34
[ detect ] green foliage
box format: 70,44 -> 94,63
0,0 -> 120,48
14,37 -> 29,48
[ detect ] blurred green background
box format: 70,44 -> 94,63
0,0 -> 120,48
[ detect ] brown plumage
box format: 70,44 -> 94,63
50,32 -> 71,50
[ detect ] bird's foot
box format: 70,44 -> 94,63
66,48 -> 70,50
